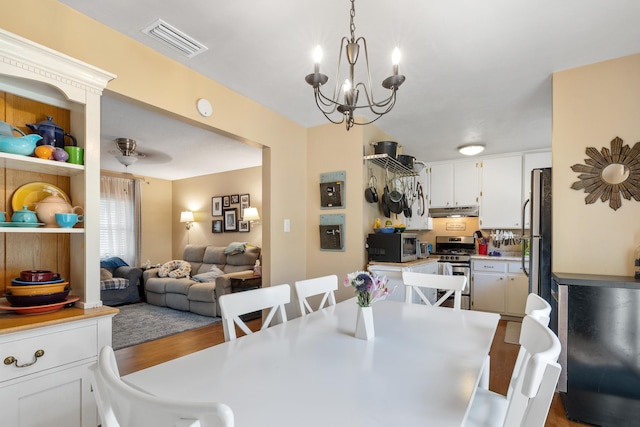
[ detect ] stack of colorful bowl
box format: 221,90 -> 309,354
5,270 -> 70,307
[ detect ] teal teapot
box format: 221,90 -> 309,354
12,206 -> 38,223
0,134 -> 42,156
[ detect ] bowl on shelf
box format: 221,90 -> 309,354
11,277 -> 65,286
5,289 -> 70,307
7,282 -> 69,296
20,270 -> 60,282
394,227 -> 406,233
374,227 -> 395,234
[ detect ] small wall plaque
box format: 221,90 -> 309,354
320,171 -> 346,209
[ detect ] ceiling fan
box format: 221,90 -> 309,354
112,137 -> 146,167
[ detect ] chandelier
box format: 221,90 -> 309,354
305,0 -> 406,130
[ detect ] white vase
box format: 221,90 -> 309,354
355,305 -> 375,340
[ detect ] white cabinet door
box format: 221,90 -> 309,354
429,163 -> 454,207
480,156 -> 523,229
472,272 -> 506,313
506,262 -> 529,316
522,151 -> 551,228
0,363 -> 96,427
454,160 -> 480,206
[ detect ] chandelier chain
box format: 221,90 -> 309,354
349,0 -> 356,42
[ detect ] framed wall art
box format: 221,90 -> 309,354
230,194 -> 240,204
223,195 -> 230,207
238,220 -> 250,232
212,219 -> 223,233
212,196 -> 223,216
240,194 -> 251,213
223,208 -> 238,231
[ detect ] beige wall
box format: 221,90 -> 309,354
172,167 -> 262,258
552,53 -> 640,276
305,122 -> 396,303
1,1 -> 308,291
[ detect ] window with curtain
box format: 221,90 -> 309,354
100,176 -> 141,266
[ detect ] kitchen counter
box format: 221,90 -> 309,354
0,304 -> 118,335
553,272 -> 640,289
471,254 -> 526,262
368,258 -> 439,268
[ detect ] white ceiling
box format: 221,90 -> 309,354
60,0 -> 640,180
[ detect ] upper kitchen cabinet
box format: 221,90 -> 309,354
522,151 -> 551,228
429,160 -> 479,208
479,155 -> 523,229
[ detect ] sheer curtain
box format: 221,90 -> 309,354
100,176 -> 141,266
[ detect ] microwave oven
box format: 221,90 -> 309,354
366,232 -> 418,263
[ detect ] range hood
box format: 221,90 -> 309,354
429,205 -> 479,218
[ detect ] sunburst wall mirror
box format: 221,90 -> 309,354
570,136 -> 640,211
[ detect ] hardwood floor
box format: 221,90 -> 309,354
115,318 -> 588,427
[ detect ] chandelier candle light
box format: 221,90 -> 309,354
345,271 -> 391,340
305,0 -> 406,130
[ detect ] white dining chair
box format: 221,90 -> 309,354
478,292 -> 554,391
401,271 -> 466,310
89,346 -> 234,427
219,283 -> 290,341
294,274 -> 338,316
466,315 -> 562,427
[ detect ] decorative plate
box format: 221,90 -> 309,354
11,277 -> 65,286
11,182 -> 70,212
0,222 -> 44,227
0,295 -> 79,315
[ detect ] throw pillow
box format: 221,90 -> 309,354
158,260 -> 192,278
100,268 -> 113,281
100,256 -> 129,269
192,265 -> 225,282
224,242 -> 247,255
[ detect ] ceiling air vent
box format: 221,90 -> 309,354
142,19 -> 208,58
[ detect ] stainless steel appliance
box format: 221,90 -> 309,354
521,168 -> 554,331
433,236 -> 475,310
366,232 -> 418,263
553,273 -> 640,426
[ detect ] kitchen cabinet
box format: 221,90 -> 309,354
522,151 -> 551,228
0,313 -> 115,427
0,29 -> 115,427
479,155 -> 523,229
429,160 -> 479,208
471,260 -> 506,313
471,258 -> 528,315
506,262 -> 528,316
368,259 -> 438,303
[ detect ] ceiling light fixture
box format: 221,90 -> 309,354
458,144 -> 486,156
305,0 -> 406,130
113,138 -> 145,167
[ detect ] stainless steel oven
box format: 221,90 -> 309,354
433,236 -> 475,310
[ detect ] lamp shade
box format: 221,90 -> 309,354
180,211 -> 195,223
243,207 -> 260,222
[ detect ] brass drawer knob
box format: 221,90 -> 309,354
4,349 -> 45,368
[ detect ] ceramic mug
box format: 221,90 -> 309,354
55,212 -> 84,228
64,146 -> 84,165
0,212 -> 6,222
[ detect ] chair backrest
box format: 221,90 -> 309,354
525,293 -> 552,326
90,346 -> 234,427
219,284 -> 290,341
294,275 -> 338,316
503,315 -> 562,427
401,271 -> 466,309
509,293 -> 554,393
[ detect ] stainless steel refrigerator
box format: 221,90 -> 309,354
522,168 -> 554,331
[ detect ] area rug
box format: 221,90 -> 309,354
504,321 -> 522,345
112,303 -> 220,350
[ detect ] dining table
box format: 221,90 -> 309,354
123,299 -> 500,426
